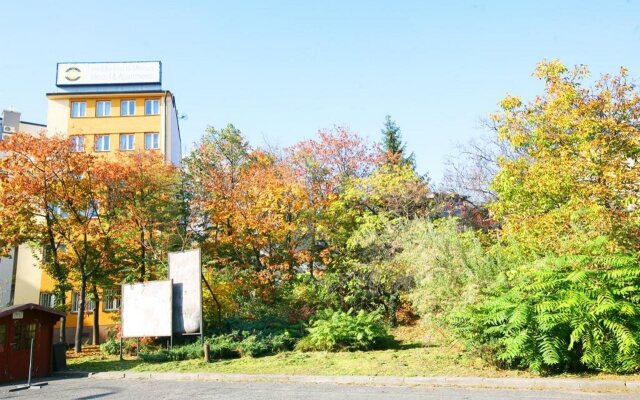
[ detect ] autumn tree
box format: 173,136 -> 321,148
449,61 -> 640,373
99,152 -> 182,282
185,125 -> 309,314
0,133 -> 73,342
287,127 -> 379,277
490,60 -> 640,256
183,124 -> 251,246
0,133 -> 120,351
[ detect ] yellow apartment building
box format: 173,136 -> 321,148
13,61 -> 182,343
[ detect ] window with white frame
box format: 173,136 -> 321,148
95,135 -> 110,151
119,134 -> 135,151
71,101 -> 86,117
96,101 -> 111,117
39,292 -> 56,308
70,135 -> 85,152
120,100 -> 136,116
102,288 -> 121,311
145,99 -> 159,115
71,291 -> 95,313
145,132 -> 159,150
86,199 -> 99,218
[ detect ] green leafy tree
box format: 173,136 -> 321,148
452,60 -> 640,373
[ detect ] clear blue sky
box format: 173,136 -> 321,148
2,1 -> 639,183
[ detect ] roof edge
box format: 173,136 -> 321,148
0,303 -> 65,319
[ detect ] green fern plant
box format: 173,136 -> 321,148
295,309 -> 393,352
452,244 -> 640,373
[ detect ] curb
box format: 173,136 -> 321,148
82,371 -> 640,393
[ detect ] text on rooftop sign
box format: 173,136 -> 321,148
56,62 -> 161,86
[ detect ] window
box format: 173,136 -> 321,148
95,135 -> 110,151
43,243 -> 66,264
39,292 -> 56,308
13,322 -> 36,351
0,324 -> 5,352
71,101 -> 86,117
71,291 -> 95,313
96,101 -> 111,117
103,289 -> 121,311
87,199 -> 99,218
119,134 -> 135,151
145,99 -> 159,115
70,135 -> 85,152
145,133 -> 159,150
121,100 -> 136,116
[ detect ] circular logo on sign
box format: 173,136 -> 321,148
65,67 -> 81,81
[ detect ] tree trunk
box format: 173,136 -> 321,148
202,273 -> 222,329
309,224 -> 315,279
74,278 -> 87,353
56,288 -> 67,344
140,228 -> 146,281
59,315 -> 67,344
389,292 -> 399,327
92,287 -> 100,345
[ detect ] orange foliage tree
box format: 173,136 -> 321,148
0,133 -> 119,351
184,125 -> 382,319
0,133 -> 183,351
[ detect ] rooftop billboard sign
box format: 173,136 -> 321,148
56,61 -> 161,86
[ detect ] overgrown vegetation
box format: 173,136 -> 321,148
4,60 -> 640,375
445,61 -> 640,373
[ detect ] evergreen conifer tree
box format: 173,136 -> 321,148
381,115 -> 415,167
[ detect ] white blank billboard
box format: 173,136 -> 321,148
121,280 -> 173,338
168,249 -> 202,334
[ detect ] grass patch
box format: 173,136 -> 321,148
67,325 -> 519,377
66,325 -> 640,379
69,346 -> 517,377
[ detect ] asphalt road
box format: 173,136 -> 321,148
0,376 -> 638,400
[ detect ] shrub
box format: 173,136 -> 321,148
138,349 -> 172,363
139,342 -> 203,363
296,309 -> 392,352
99,328 -> 143,356
219,316 -> 305,339
237,334 -> 270,357
207,334 -> 241,359
406,218 -> 502,321
237,332 -> 295,357
451,247 -> 640,373
204,331 -> 296,359
100,338 -> 120,355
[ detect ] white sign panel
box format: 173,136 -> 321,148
168,249 -> 202,334
56,62 -> 161,86
121,280 -> 172,338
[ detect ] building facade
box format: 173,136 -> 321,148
0,110 -> 47,308
46,61 -> 181,165
42,61 -> 182,342
4,62 -> 182,343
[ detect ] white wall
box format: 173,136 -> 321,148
165,93 -> 182,167
46,98 -> 69,136
0,248 -> 16,306
18,122 -> 46,136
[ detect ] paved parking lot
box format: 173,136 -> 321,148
1,376 -> 639,400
